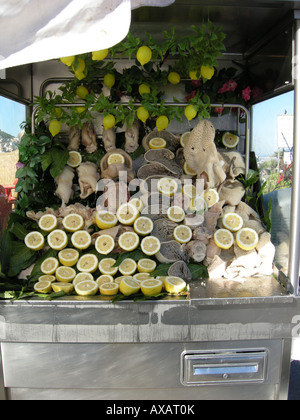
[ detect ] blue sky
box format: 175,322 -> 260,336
0,96 -> 26,137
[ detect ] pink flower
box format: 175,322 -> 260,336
242,86 -> 252,101
218,79 -> 237,94
214,107 -> 224,115
185,90 -> 196,101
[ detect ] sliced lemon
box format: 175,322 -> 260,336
38,214 -> 58,232
95,210 -> 118,229
73,272 -> 94,286
24,231 -> 45,251
190,196 -> 208,215
38,274 -> 56,283
141,279 -> 163,296
34,280 -> 52,294
141,236 -> 161,256
183,162 -> 197,176
236,228 -> 259,251
77,253 -> 98,273
52,282 -> 74,294
133,216 -> 154,236
40,257 -> 59,275
99,258 -> 118,275
99,282 -> 119,296
62,213 -> 84,232
164,276 -> 186,294
74,280 -> 98,296
222,213 -> 244,232
157,177 -> 178,197
129,197 -> 144,212
118,231 -> 140,252
116,202 -> 139,225
55,266 -> 76,283
71,230 -> 92,250
173,225 -> 192,244
107,153 -> 125,165
133,272 -> 151,282
95,234 -> 115,255
167,206 -> 185,223
95,274 -> 114,287
180,132 -> 190,148
119,277 -> 140,296
67,151 -> 82,168
222,132 -> 240,148
114,275 -> 133,285
182,184 -> 197,199
47,229 -> 68,251
119,258 -> 137,276
149,138 -> 167,149
58,248 -> 79,267
214,228 -> 234,250
204,188 -> 219,208
137,258 -> 157,273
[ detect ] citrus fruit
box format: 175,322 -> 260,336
157,177 -> 178,197
55,107 -> 62,118
119,258 -> 137,276
167,206 -> 185,223
222,213 -> 244,232
141,279 -> 163,296
103,114 -> 115,130
38,274 -> 56,283
71,230 -> 92,250
60,56 -> 75,66
74,71 -> 86,81
49,120 -> 61,137
103,73 -> 115,89
200,65 -> 215,80
137,258 -> 156,273
118,231 -> 140,252
182,184 -> 197,199
76,85 -> 89,99
107,153 -> 125,165
168,72 -> 181,85
62,213 -> 84,232
95,211 -> 118,229
77,253 -> 98,273
136,106 -> 149,123
149,137 -> 167,149
129,197 -> 144,212
180,132 -> 190,147
114,275 -> 133,285
55,266 -> 76,283
73,272 -> 94,286
119,277 -> 140,296
95,274 -> 114,287
136,46 -> 152,66
52,282 -> 74,294
133,216 -> 153,236
214,228 -> 234,250
204,188 -> 219,208
141,236 -> 161,256
75,106 -> 86,114
236,228 -> 259,251
156,115 -> 169,131
183,162 -> 197,176
164,276 -> 186,294
38,214 -> 58,232
67,151 -> 82,168
92,49 -> 109,61
74,280 -> 98,296
40,257 -> 59,275
95,234 -> 115,255
58,248 -> 79,267
133,272 -> 151,282
189,69 -> 201,80
116,202 -> 139,225
222,132 -> 240,148
72,57 -> 85,74
47,229 -> 68,251
139,84 -> 151,96
184,104 -> 197,121
24,231 -> 45,251
99,282 -> 119,296
34,280 -> 52,294
173,225 -> 192,244
99,258 -> 118,276
190,196 -> 208,215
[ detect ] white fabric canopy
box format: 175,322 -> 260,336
0,0 -> 175,70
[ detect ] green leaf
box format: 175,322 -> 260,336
7,242 -> 37,277
151,263 -> 172,277
49,149 -> 69,178
113,249 -> 147,267
10,222 -> 28,240
188,263 -> 209,279
0,230 -> 13,275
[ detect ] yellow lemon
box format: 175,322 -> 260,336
236,228 -> 259,251
99,258 -> 118,276
75,106 -> 86,114
136,46 -> 152,66
200,65 -> 215,80
119,258 -> 137,276
157,177 -> 178,197
40,257 -> 59,275
77,254 -> 98,273
182,184 -> 197,199
73,272 -> 94,286
74,71 -> 86,81
103,73 -> 115,89
156,115 -> 169,131
38,214 -> 58,232
75,280 -> 98,296
103,114 -> 116,130
168,72 -> 181,85
52,282 -> 74,294
38,275 -> 56,283
116,202 -> 139,225
136,106 -> 149,123
222,132 -> 240,148
189,69 -> 201,80
139,84 -> 151,96
141,236 -> 161,256
58,248 -> 79,267
133,216 -> 153,236
71,230 -> 92,250
107,153 -> 125,165
72,57 -> 85,74
92,49 -> 109,61
173,225 -> 192,244
118,231 -> 140,252
183,162 -> 197,176
204,188 -> 219,208
67,151 -> 82,168
180,131 -> 190,148
47,229 -> 68,251
149,138 -> 167,149
119,277 -> 140,296
99,282 -> 119,296
164,276 -> 186,294
129,198 -> 144,212
96,274 -> 114,287
133,272 -> 151,282
214,228 -> 234,250
141,279 -> 163,296
184,104 -> 197,121
167,206 -> 185,223
76,85 -> 89,99
222,213 -> 244,232
34,280 -> 52,294
49,120 -> 61,137
60,56 -> 75,66
95,234 -> 115,255
95,211 -> 118,229
24,231 -> 45,251
55,266 -> 76,283
62,214 -> 84,232
137,258 -> 156,273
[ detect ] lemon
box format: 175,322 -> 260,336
119,258 -> 137,276
58,248 -> 79,267
119,277 -> 140,296
55,107 -> 62,118
107,153 -> 125,165
95,234 -> 115,255
180,132 -> 190,148
67,151 -> 82,168
136,106 -> 149,123
173,225 -> 192,244
157,177 -> 178,197
72,57 -> 85,74
62,213 -> 85,233
200,65 -> 215,80
34,280 -> 52,294
60,56 -> 75,66
92,49 -> 109,61
214,228 -> 234,250
183,162 -> 197,176
75,280 -> 98,296
56,266 -> 76,283
38,274 -> 56,283
133,272 -> 151,282
133,216 -> 154,236
103,114 -> 116,130
189,69 -> 201,80
136,46 -> 152,66
52,282 -> 74,294
73,272 -> 94,286
104,73 -> 115,89
95,211 -> 118,229
137,258 -> 156,273
38,214 -> 58,232
184,104 -> 197,121
74,71 -> 86,81
47,229 -> 68,251
99,258 -> 119,276
71,230 -> 92,250
168,72 -> 181,85
167,205 -> 185,223
149,138 -> 167,149
222,132 -> 240,148
114,275 -> 133,285
129,198 -> 144,212
141,279 -> 163,296
156,115 -> 169,131
118,231 -> 140,252
164,276 -> 186,294
190,196 -> 208,215
139,84 -> 151,96
236,228 -> 259,251
77,254 -> 98,273
99,282 -> 119,296
40,257 -> 59,275
75,106 -> 86,114
116,202 -> 139,225
141,236 -> 161,256
222,213 -> 244,232
49,120 -> 61,137
182,184 -> 197,199
76,85 -> 89,99
204,188 -> 219,208
24,231 -> 45,251
95,274 -> 114,287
